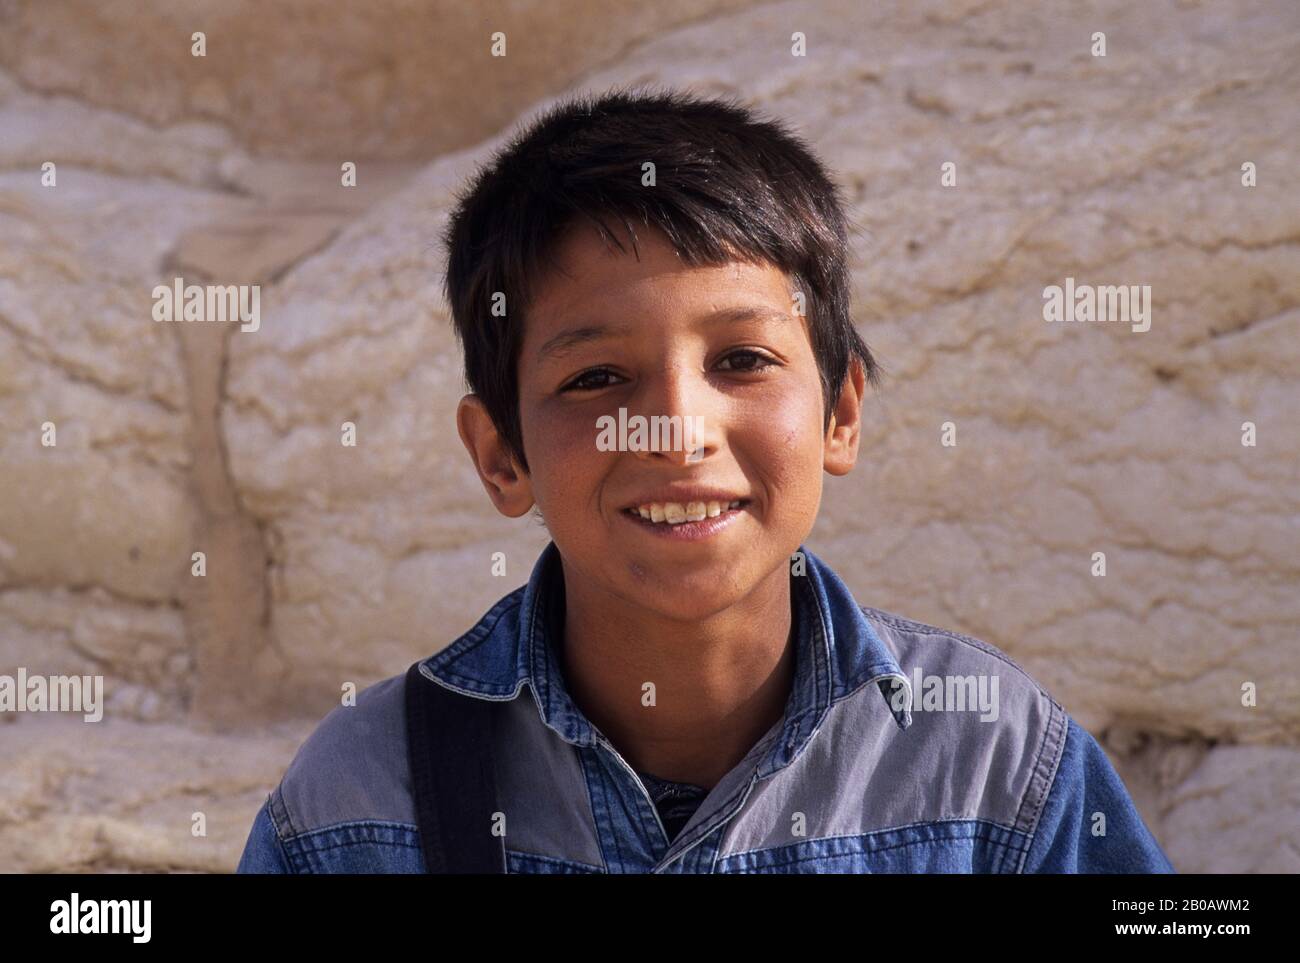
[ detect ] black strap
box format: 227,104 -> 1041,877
404,661 -> 506,873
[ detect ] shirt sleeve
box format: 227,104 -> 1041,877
235,795 -> 294,874
1022,715 -> 1176,873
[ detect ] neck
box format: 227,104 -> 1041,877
557,559 -> 795,791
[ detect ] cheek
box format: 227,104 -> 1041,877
523,402 -> 603,503
536,406 -> 597,454
776,388 -> 822,449
749,392 -> 823,493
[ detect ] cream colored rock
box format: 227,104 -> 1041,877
0,0 -> 1296,872
0,0 -> 763,159
1159,744 -> 1300,873
0,714 -> 312,872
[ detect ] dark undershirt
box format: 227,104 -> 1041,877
636,769 -> 710,843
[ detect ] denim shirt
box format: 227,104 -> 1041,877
237,541 -> 1175,874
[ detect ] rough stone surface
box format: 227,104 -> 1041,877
0,0 -> 760,160
0,713 -> 311,873
1,0 -> 1296,872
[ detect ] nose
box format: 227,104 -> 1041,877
631,361 -> 717,466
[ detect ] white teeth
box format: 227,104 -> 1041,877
629,499 -> 745,525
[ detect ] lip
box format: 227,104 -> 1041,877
620,489 -> 748,512
618,501 -> 747,542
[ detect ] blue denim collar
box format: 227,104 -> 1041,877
420,541 -> 912,778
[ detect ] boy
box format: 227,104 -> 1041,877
237,86 -> 1175,874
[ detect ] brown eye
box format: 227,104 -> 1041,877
562,367 -> 622,392
716,350 -> 776,372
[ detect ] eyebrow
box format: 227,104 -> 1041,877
536,305 -> 792,361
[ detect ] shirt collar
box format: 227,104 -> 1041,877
419,541 -> 912,776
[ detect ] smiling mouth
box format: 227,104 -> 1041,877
622,499 -> 748,525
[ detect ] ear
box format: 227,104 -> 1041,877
823,357 -> 866,476
456,394 -> 535,517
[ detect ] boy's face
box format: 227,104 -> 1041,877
457,222 -> 864,621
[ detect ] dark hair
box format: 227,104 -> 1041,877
441,84 -> 880,475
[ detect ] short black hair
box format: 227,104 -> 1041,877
441,84 -> 880,475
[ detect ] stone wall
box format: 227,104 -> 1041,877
0,0 -> 1296,872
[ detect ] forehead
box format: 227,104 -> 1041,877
526,221 -> 793,329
